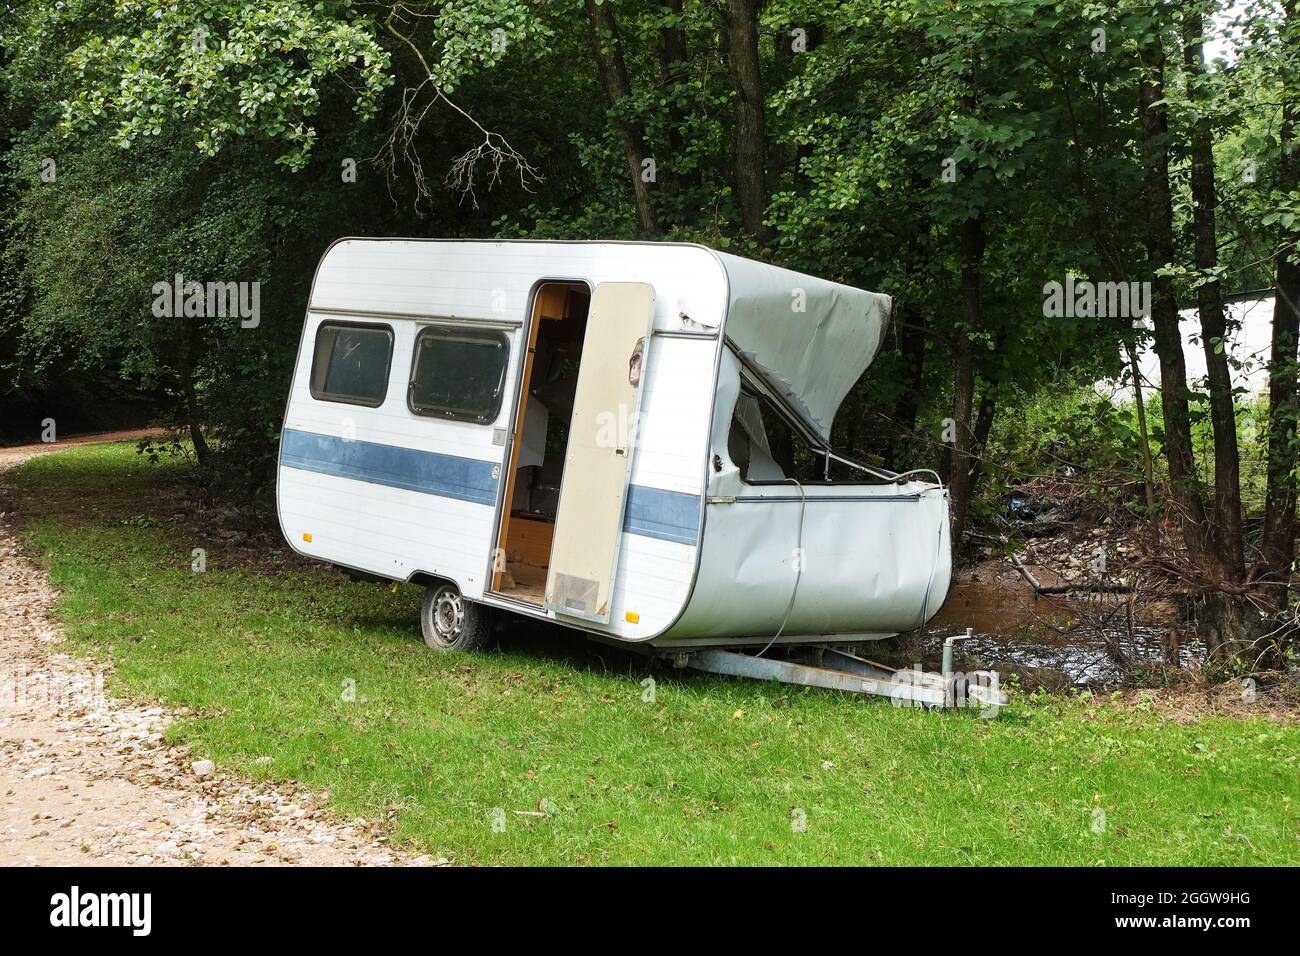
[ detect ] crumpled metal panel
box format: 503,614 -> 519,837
666,487 -> 950,642
661,351 -> 951,645
715,252 -> 891,443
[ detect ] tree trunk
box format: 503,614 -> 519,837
966,386 -> 998,504
1261,0 -> 1300,601
972,385 -> 997,457
657,0 -> 694,192
179,324 -> 210,467
890,310 -> 928,464
1183,9 -> 1245,578
892,174 -> 932,466
1125,339 -> 1156,510
1139,42 -> 1209,557
948,214 -> 985,552
584,0 -> 658,234
721,0 -> 772,244
948,334 -> 976,551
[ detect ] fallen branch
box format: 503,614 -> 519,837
1007,550 -> 1135,595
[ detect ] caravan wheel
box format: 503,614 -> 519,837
421,583 -> 494,651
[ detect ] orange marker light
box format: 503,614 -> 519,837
302,532 -> 313,543
625,611 -> 640,624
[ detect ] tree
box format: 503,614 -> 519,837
1262,0 -> 1300,605
1183,2 -> 1245,577
583,0 -> 659,233
721,0 -> 772,244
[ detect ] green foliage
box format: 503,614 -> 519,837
991,387 -> 1143,481
49,1 -> 392,170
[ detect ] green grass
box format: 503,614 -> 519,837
8,442 -> 1299,865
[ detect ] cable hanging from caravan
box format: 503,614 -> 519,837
754,476 -> 807,658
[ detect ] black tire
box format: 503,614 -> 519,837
420,583 -> 494,651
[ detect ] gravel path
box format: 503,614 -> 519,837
0,434 -> 434,866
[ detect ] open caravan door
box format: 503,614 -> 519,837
545,282 -> 656,623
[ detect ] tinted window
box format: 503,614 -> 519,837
408,327 -> 509,424
310,323 -> 393,407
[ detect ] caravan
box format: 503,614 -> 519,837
277,240 -> 964,701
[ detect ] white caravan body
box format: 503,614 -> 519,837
277,239 -> 951,649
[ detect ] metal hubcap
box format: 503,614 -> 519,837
432,590 -> 464,643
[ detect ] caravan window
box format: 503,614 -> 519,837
728,383 -> 890,484
310,322 -> 394,407
728,385 -> 830,483
408,327 -> 509,424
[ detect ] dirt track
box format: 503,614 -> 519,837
0,432 -> 433,866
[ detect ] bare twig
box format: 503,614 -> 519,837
373,5 -> 542,212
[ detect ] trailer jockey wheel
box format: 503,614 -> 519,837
421,583 -> 494,651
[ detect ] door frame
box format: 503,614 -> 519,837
484,276 -> 593,599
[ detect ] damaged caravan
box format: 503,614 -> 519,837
277,240 -> 981,707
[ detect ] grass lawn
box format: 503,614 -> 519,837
6,441 -> 1299,865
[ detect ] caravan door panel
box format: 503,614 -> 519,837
546,282 -> 656,623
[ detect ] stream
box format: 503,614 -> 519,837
916,573 -> 1202,689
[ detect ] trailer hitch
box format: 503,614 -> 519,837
680,642 -> 1006,714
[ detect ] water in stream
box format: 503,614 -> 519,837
915,572 -> 1200,689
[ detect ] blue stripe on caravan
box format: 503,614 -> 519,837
280,428 -> 499,506
279,428 -> 701,545
624,484 -> 699,546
